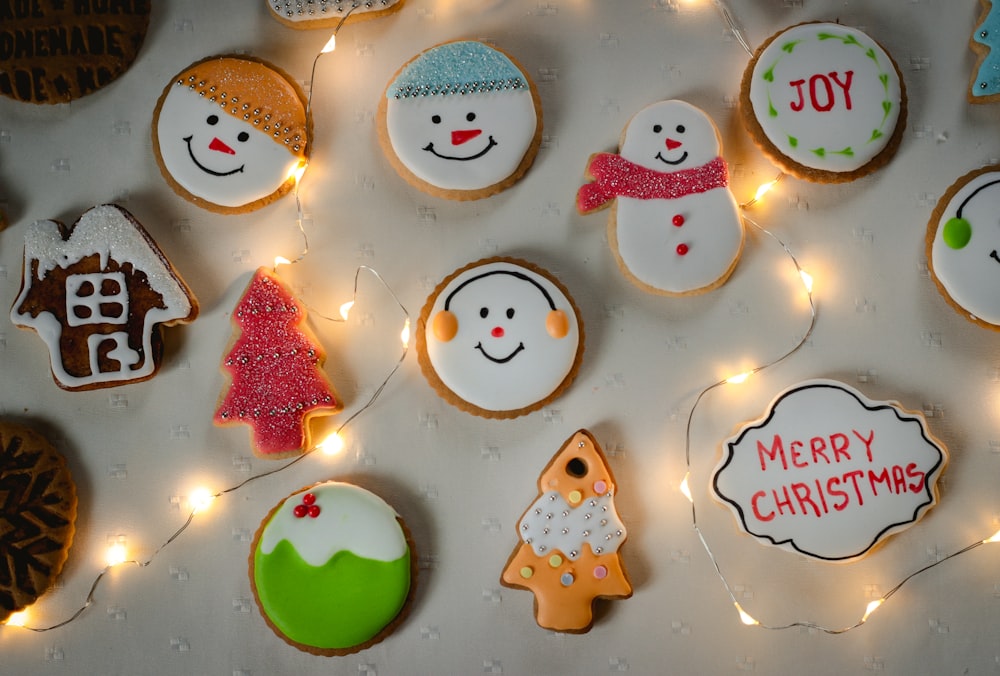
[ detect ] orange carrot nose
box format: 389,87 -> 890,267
209,137 -> 236,154
665,137 -> 682,151
451,129 -> 483,145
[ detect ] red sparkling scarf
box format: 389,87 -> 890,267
577,153 -> 729,213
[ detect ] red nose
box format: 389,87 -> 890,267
451,129 -> 483,145
491,326 -> 505,338
665,138 -> 682,151
209,137 -> 236,155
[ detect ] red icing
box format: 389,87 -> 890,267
577,154 -> 729,213
302,493 -> 316,506
676,243 -> 689,256
451,129 -> 483,145
491,326 -> 505,338
214,268 -> 341,457
672,214 -> 685,227
665,138 -> 682,151
210,137 -> 236,155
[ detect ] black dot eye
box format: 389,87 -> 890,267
207,115 -> 219,125
237,131 -> 249,142
479,307 -> 489,319
506,308 -> 515,319
431,114 -> 442,124
676,125 -> 686,133
566,457 -> 588,478
466,112 -> 476,122
652,124 -> 662,133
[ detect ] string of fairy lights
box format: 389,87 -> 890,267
4,0 -> 1000,638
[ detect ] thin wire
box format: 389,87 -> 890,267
711,0 -> 754,57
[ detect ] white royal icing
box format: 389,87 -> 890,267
11,205 -> 194,389
712,379 -> 947,562
267,0 -> 401,23
929,169 -> 1000,327
612,100 -> 743,294
259,482 -> 407,566
518,491 -> 626,559
747,23 -> 902,174
155,85 -> 301,209
424,260 -> 580,414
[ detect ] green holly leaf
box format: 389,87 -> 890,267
763,65 -> 775,82
781,40 -> 801,53
788,135 -> 798,148
869,129 -> 884,142
812,147 -> 827,158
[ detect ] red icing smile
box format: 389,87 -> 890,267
452,129 -> 483,145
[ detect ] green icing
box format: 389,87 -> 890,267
254,539 -> 410,650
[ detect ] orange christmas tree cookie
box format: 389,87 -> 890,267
501,429 -> 632,632
214,268 -> 342,458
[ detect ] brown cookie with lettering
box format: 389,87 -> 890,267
0,0 -> 151,104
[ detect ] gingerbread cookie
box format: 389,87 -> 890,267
10,204 -> 199,391
1,422 -> 77,622
152,55 -> 309,214
0,0 -> 150,104
250,481 -> 415,655
501,430 -> 632,633
266,0 -> 403,29
577,99 -> 744,296
740,22 -> 906,183
416,257 -> 583,419
926,165 -> 1000,329
214,268 -> 342,459
377,40 -> 542,200
970,0 -> 1000,102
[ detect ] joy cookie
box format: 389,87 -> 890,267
926,165 -> 1000,329
577,99 -> 744,296
266,0 -> 403,28
214,268 -> 342,459
377,40 -> 542,200
0,0 -> 150,104
1,422 -> 78,622
152,55 -> 309,213
501,430 -> 632,633
740,22 -> 906,183
416,257 -> 583,419
10,204 -> 199,391
250,481 -> 415,655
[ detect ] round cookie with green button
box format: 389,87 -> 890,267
250,481 -> 415,655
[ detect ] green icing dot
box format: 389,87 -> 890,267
943,217 -> 973,250
254,540 -> 411,650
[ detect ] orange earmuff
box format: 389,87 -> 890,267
432,310 -> 459,342
546,309 -> 570,339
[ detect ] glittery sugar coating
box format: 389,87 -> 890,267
387,40 -> 529,99
577,154 -> 729,213
214,268 -> 342,458
973,2 -> 1000,97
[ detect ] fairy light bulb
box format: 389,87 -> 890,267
727,371 -> 752,385
5,609 -> 29,627
984,528 -> 1000,544
339,300 -> 354,320
105,543 -> 128,567
799,270 -> 814,294
734,602 -> 759,626
400,318 -> 411,349
862,598 -> 884,622
753,179 -> 778,203
318,432 -> 344,456
321,33 -> 337,54
189,487 -> 215,513
274,256 -> 292,269
680,473 -> 693,503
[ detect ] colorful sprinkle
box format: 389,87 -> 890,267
593,565 -> 608,580
560,572 -> 575,586
520,566 -> 534,579
593,480 -> 607,494
568,490 -> 582,504
548,554 -> 563,568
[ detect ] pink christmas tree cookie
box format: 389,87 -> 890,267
215,268 -> 342,458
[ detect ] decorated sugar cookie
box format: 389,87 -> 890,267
970,0 -> 1000,102
712,380 -> 947,562
501,430 -> 632,633
266,0 -> 403,28
214,268 -> 342,458
10,205 -> 199,391
250,481 -> 414,655
740,22 -> 906,183
152,55 -> 309,214
577,99 -> 744,296
416,257 -> 583,419
926,165 -> 1000,329
377,40 -> 542,200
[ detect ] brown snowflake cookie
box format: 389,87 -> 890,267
0,0 -> 151,104
1,422 -> 77,622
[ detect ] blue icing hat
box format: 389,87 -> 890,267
387,40 -> 529,99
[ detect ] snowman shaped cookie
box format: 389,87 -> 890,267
577,100 -> 744,296
377,40 -> 542,200
152,55 -> 309,214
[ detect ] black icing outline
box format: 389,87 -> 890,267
423,136 -> 498,161
183,135 -> 245,177
655,150 -> 688,166
474,341 -> 525,364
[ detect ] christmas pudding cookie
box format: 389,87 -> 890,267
377,40 -> 542,200
970,0 -> 1000,102
250,481 -> 414,655
267,0 -> 403,29
1,422 -> 78,622
152,55 -> 309,214
740,22 -> 906,183
712,380 -> 947,562
416,257 -> 583,419
10,204 -> 199,391
501,429 -> 632,633
577,99 -> 744,296
0,0 -> 150,104
215,268 -> 342,459
926,165 -> 1000,329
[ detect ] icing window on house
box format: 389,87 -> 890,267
66,273 -> 129,327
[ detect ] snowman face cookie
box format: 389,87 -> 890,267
417,258 -> 583,419
927,166 -> 1000,329
577,100 -> 744,296
153,56 -> 308,214
378,41 -> 542,200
